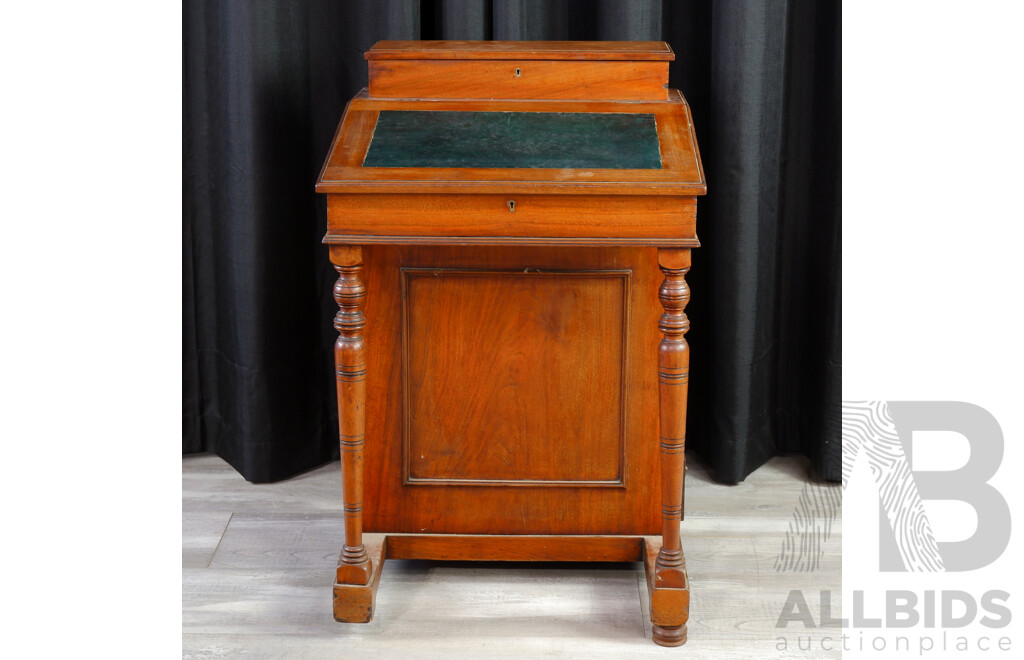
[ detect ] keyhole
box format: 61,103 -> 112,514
514,68 -> 521,77
507,200 -> 515,212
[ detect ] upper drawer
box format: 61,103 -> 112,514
365,40 -> 672,101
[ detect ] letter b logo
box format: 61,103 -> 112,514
843,401 -> 1010,572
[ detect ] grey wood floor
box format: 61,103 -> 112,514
183,453 -> 841,659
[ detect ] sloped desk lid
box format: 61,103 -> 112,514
316,90 -> 706,196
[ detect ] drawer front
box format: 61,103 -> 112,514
368,59 -> 668,101
326,194 -> 697,244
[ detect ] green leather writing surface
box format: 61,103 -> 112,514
363,111 -> 662,169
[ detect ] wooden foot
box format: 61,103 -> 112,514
652,624 -> 688,647
644,536 -> 690,646
333,534 -> 386,623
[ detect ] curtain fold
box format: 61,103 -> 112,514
183,0 -> 841,483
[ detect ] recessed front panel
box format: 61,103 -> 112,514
402,268 -> 629,486
361,246 -> 662,536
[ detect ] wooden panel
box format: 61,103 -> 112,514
361,246 -> 662,535
368,60 -> 668,100
384,535 -> 644,562
326,194 -> 697,242
402,269 -> 629,487
365,40 -> 675,61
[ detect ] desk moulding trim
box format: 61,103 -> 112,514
399,267 -> 632,488
323,234 -> 700,247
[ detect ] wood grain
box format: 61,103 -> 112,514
202,509 -> 839,574
323,235 -> 699,248
369,60 -> 668,100
325,194 -> 697,241
654,248 -> 691,594
365,40 -> 675,61
316,91 -> 706,197
334,535 -> 386,622
314,40 -> 710,646
330,245 -> 372,586
359,246 -> 663,536
644,536 -> 690,646
402,268 -> 629,487
182,510 -> 232,568
350,87 -> 690,112
384,535 -> 644,562
182,452 -> 831,520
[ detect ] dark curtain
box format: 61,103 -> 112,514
183,0 -> 841,484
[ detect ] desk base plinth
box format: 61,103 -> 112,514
333,534 -> 689,646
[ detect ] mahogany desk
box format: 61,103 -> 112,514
316,40 -> 706,647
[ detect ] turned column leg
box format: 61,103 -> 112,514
652,247 -> 691,646
331,245 -> 371,586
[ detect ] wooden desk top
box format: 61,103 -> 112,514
319,40 -> 704,198
318,40 -> 705,246
316,91 -> 705,196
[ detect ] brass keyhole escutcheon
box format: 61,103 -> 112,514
507,200 -> 515,212
514,67 -> 521,77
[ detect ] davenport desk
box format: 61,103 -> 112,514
316,40 -> 706,647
